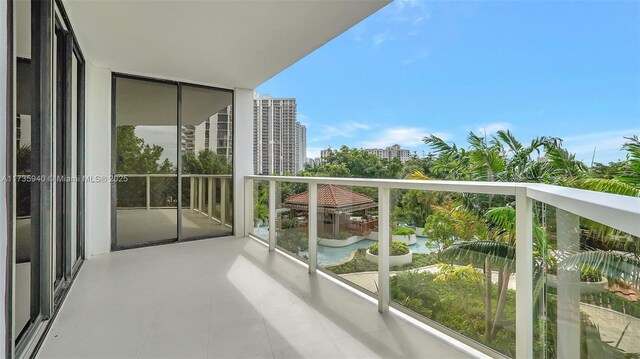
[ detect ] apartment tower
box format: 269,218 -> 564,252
253,94 -> 305,175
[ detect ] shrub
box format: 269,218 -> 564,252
393,226 -> 416,236
368,240 -> 410,256
281,217 -> 299,229
580,266 -> 602,282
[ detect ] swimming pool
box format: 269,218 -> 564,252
253,226 -> 438,266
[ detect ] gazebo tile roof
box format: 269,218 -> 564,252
284,184 -> 374,208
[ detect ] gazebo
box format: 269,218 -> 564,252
283,184 -> 378,238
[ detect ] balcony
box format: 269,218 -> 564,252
37,175 -> 639,358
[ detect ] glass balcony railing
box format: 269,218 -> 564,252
244,175 -> 640,359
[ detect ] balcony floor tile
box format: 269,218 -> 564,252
37,237 -> 476,359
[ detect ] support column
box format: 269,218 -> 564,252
308,183 -> 318,274
378,187 -> 390,313
515,187 -> 534,359
557,209 -> 581,359
233,88 -> 254,236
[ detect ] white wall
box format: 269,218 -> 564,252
233,88 -> 254,237
85,63 -> 112,256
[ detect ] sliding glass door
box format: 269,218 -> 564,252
12,0 -> 86,352
112,76 -> 233,249
113,76 -> 179,248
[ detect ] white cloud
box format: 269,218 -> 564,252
561,129 -> 638,164
309,121 -> 372,143
306,147 -> 323,159
362,127 -> 450,149
297,112 -> 310,126
372,31 -> 390,46
475,122 -> 513,135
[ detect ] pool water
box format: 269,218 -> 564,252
253,226 -> 438,267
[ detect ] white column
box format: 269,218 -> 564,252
220,178 -> 226,225
85,64 -> 111,256
557,209 -> 580,359
308,183 -> 318,274
515,186 -> 534,359
377,187 -> 390,313
207,177 -> 213,218
145,175 -> 150,210
233,88 -> 254,236
268,180 -> 276,251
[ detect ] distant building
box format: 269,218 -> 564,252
296,123 -> 307,173
253,93 -> 306,175
306,157 -> 321,166
321,144 -> 414,163
181,106 -> 233,163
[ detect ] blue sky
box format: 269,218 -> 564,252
256,0 -> 640,164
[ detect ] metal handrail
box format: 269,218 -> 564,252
243,175 -> 640,359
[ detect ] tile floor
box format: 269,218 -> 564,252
37,237 -> 478,359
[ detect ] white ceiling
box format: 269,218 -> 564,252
62,0 -> 390,90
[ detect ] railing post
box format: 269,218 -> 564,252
221,178 -> 227,226
268,180 -> 276,251
208,177 -> 213,218
308,182 -> 318,274
378,186 -> 390,313
515,186 -> 533,359
190,176 -> 195,210
198,177 -> 204,214
211,178 -> 217,220
557,209 -> 580,359
244,178 -> 254,237
146,175 -> 150,210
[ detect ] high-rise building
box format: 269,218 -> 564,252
181,106 -> 233,162
253,93 -> 305,175
296,123 -> 307,172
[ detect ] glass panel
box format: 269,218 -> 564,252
71,52 -> 78,266
14,0 -> 33,340
115,77 -> 178,247
275,181 -> 308,262
252,180 -> 269,242
534,202 -> 640,359
180,85 -> 233,239
315,185 -> 381,297
390,191 -> 517,357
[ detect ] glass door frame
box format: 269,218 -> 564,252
110,73 -> 235,251
7,0 -> 86,356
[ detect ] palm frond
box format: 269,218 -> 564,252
560,251 -> 640,289
577,178 -> 639,197
440,240 -> 515,272
406,170 -> 430,180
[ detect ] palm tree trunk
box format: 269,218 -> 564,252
491,269 -> 511,340
484,260 -> 493,342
